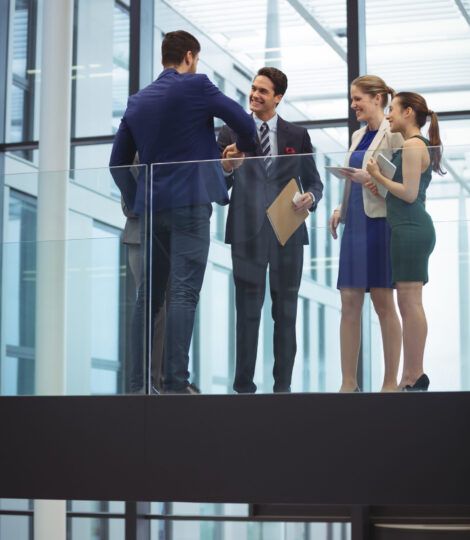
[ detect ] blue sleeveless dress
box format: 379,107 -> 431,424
337,130 -> 393,290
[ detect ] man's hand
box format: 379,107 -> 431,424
293,192 -> 313,213
222,143 -> 245,171
329,209 -> 341,239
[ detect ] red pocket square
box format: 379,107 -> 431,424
285,147 -> 296,154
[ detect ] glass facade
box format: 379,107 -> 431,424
1,0 -> 470,538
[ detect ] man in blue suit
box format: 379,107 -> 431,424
110,31 -> 256,393
218,67 -> 323,393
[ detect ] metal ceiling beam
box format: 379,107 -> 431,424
285,0 -> 346,62
454,0 -> 470,26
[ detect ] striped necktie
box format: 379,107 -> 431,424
260,122 -> 272,174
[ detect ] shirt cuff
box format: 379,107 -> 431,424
308,192 -> 315,209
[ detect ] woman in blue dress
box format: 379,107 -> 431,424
329,75 -> 403,392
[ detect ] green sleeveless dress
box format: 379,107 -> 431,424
386,135 -> 436,284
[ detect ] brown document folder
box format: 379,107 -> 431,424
266,178 -> 309,246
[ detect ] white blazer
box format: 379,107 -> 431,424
339,118 -> 403,221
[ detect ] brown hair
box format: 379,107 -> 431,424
162,30 -> 200,67
256,67 -> 288,97
395,92 -> 445,175
351,75 -> 395,108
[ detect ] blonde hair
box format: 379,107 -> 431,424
351,75 -> 395,109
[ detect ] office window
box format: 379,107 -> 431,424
0,515 -> 32,540
235,89 -> 247,108
7,0 -> 38,160
3,190 -> 36,395
72,0 -> 130,138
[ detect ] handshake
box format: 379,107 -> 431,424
222,143 -> 245,172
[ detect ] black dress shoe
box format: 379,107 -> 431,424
188,383 -> 201,394
403,373 -> 430,392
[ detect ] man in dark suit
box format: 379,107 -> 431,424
110,30 -> 256,393
217,67 -> 323,393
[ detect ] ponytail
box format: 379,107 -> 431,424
427,110 -> 445,175
395,92 -> 446,176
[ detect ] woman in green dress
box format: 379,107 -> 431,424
365,92 -> 445,391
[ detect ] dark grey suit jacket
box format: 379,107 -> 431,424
217,115 -> 323,245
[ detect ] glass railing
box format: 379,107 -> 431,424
1,165 -> 149,395
1,144 -> 469,395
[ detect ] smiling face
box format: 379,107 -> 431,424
386,97 -> 408,133
350,84 -> 382,125
249,75 -> 283,120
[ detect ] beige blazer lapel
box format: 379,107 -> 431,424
360,117 -> 389,169
339,118 -> 392,221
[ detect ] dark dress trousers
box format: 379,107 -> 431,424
110,68 -> 257,392
218,116 -> 323,393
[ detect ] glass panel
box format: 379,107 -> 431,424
365,0 -> 470,112
68,517 -> 125,540
73,0 -> 130,137
154,0 -> 348,121
147,144 -> 469,395
2,146 -> 470,395
150,519 -> 351,539
1,165 -> 149,396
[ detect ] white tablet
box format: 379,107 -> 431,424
325,166 -> 356,180
377,153 -> 397,179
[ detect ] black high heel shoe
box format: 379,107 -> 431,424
403,373 -> 430,392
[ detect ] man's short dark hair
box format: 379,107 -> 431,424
256,67 -> 288,96
162,30 -> 201,67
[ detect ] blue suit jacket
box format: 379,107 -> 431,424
110,68 -> 256,213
